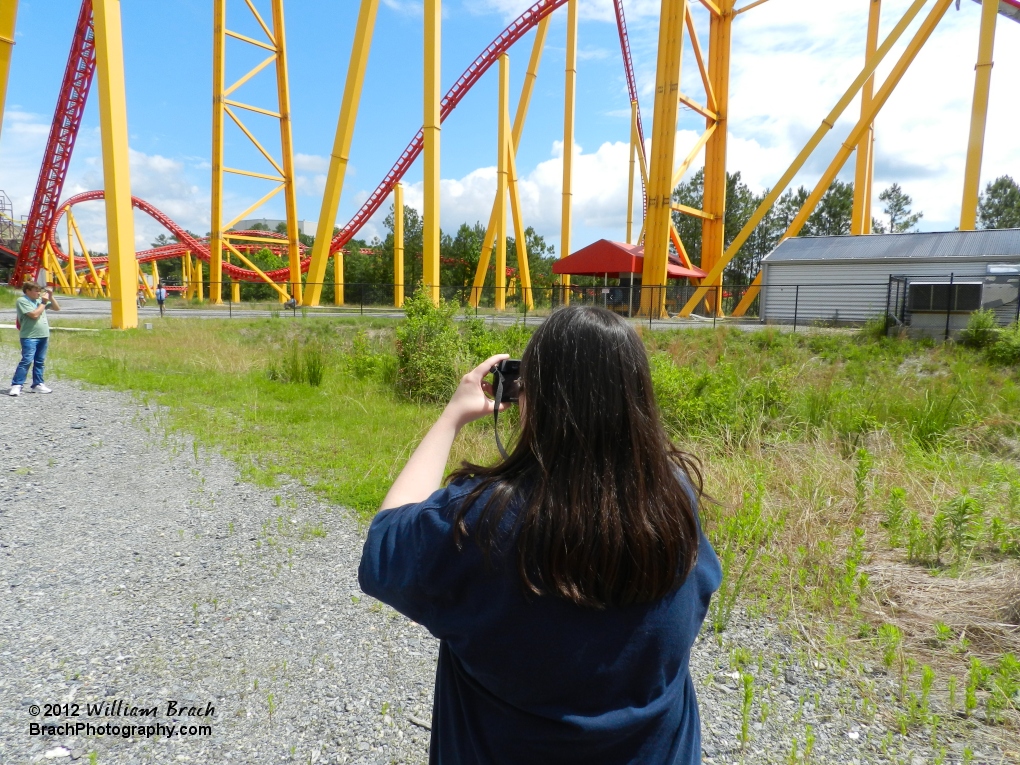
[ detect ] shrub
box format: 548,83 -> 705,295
959,309 -> 999,349
859,315 -> 888,341
395,287 -> 463,402
463,317 -> 532,365
348,330 -> 391,381
987,322 -> 1020,365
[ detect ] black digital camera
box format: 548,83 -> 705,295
490,359 -> 521,405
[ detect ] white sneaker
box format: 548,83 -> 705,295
8,385 -> 21,397
30,384 -> 52,394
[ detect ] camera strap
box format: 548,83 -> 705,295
492,372 -> 510,460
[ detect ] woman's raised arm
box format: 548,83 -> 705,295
379,354 -> 509,511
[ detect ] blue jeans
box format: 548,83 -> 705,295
12,336 -> 48,387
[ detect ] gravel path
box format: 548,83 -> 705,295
0,374 -> 1012,764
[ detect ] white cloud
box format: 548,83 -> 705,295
293,153 -> 330,173
382,0 -> 423,17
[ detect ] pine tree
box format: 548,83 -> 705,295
977,175 -> 1020,229
873,183 -> 922,233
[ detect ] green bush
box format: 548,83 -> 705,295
395,287 -> 463,402
987,322 -> 1020,365
959,309 -> 999,349
462,317 -> 532,365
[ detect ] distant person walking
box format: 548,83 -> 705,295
155,282 -> 168,317
9,281 -> 60,397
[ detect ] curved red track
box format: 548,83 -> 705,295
18,0 -> 647,285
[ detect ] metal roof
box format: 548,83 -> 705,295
763,229 -> 1020,264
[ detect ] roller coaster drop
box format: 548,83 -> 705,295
0,0 -> 1015,327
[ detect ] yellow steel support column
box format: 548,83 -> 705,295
231,281 -> 240,303
48,245 -> 71,294
0,0 -> 18,145
210,0 -> 226,303
305,0 -> 380,306
211,0 -> 300,304
507,139 -> 533,309
394,183 -> 405,307
271,0 -> 301,303
93,0 -> 138,329
627,100 -> 639,244
640,0 -> 687,318
700,1 -> 732,316
851,0 -> 881,235
194,257 -> 204,302
469,17 -> 549,306
333,249 -> 344,305
70,211 -> 102,295
494,55 -> 510,311
423,0 -> 442,304
691,0 -> 935,317
66,210 -> 77,294
151,259 -> 159,293
960,0 -> 998,231
333,251 -> 343,306
560,0 -> 578,302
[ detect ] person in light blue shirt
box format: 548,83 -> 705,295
10,281 -> 60,397
360,306 -> 720,764
155,282 -> 168,317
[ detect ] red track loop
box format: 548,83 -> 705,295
48,191 -> 305,282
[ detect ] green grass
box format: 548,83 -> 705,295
38,318 -> 476,514
28,315 -> 1020,732
0,286 -> 19,309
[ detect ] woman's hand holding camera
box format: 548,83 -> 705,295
380,353 -> 510,510
440,354 -> 510,432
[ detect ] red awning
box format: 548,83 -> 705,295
551,239 -> 707,280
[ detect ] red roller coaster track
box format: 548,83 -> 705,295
11,0 -> 95,286
15,0 -> 646,286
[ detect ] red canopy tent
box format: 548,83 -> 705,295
552,239 -> 707,280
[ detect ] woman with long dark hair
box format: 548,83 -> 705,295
359,306 -> 720,764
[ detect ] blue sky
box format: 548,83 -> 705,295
1,0 -> 1018,255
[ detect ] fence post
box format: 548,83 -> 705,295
713,285 -> 718,330
792,285 -> 799,333
523,289 -> 528,326
945,272 -> 954,341
229,285 -> 232,319
1015,275 -> 1020,324
360,284 -> 364,316
884,275 -> 892,337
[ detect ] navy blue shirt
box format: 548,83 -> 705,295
358,478 -> 721,764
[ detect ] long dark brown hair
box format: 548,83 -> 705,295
448,306 -> 702,609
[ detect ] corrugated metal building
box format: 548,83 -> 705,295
759,229 -> 1020,330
